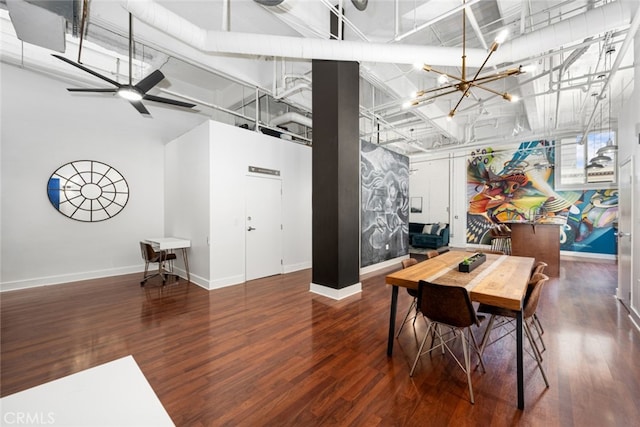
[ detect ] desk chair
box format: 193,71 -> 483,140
410,280 -> 486,404
478,273 -> 550,387
139,242 -> 177,286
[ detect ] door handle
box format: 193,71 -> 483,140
247,226 -> 256,231
617,231 -> 630,237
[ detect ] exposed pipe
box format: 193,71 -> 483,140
221,0 -> 229,31
318,0 -> 369,41
270,112 -> 312,128
581,1 -> 640,143
122,0 -> 486,67
394,0 -> 483,42
273,82 -> 310,99
394,0 -> 399,39
284,74 -> 311,83
123,0 -> 631,70
492,0 -> 631,65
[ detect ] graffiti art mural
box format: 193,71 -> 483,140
466,141 -> 617,254
361,140 -> 410,267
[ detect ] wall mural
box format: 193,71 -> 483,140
361,140 -> 410,267
466,141 -> 617,254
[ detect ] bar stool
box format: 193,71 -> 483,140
490,224 -> 512,254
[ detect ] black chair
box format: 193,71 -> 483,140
396,258 -> 419,337
478,273 -> 550,387
139,242 -> 177,286
410,280 -> 485,404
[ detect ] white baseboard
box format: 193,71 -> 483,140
309,282 -> 362,300
360,255 -> 407,276
208,274 -> 245,290
0,265 -> 144,292
560,250 -> 617,262
284,261 -> 311,274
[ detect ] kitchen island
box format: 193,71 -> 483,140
507,221 -> 562,277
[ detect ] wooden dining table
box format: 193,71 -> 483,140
385,250 -> 535,409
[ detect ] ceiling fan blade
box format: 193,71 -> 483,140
52,54 -> 121,88
129,100 -> 150,115
67,88 -> 118,93
135,70 -> 165,94
143,94 -> 196,109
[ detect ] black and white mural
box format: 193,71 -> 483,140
361,140 -> 410,267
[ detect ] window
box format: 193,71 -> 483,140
555,130 -> 616,190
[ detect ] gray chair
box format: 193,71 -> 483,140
410,280 -> 486,404
140,242 -> 177,286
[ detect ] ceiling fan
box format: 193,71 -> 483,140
52,13 -> 195,116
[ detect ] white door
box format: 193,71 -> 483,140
617,158 -> 633,310
245,176 -> 283,281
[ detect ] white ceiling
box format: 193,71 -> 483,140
1,0 -> 637,155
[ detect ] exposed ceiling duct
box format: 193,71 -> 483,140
5,0 -> 80,52
492,0 -> 632,65
123,0 -> 631,70
270,112 -> 312,128
254,0 -> 367,12
121,0 -> 487,67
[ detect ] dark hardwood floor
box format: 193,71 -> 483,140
2,259 -> 639,426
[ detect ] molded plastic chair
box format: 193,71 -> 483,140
478,273 -> 550,387
140,242 -> 177,286
410,280 -> 486,404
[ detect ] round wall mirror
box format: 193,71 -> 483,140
47,160 -> 129,222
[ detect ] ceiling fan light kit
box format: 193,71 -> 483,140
117,87 -> 143,102
407,0 -> 524,118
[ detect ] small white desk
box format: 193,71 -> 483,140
144,237 -> 191,283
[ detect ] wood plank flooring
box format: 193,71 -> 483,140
2,259 -> 639,426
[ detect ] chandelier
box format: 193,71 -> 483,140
406,0 -> 525,118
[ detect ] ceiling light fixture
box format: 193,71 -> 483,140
117,87 -> 143,101
588,43 -> 617,165
407,0 -> 524,116
590,153 -> 612,165
596,141 -> 617,155
586,162 -> 604,169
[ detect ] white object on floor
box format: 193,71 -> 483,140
0,355 -> 174,426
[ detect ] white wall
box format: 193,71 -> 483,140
209,122 -> 312,288
408,156 -> 451,224
0,64 -> 172,290
449,153 -> 468,248
166,121 -> 312,290
617,29 -> 640,321
165,122 -> 211,287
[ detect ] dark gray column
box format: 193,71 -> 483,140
311,60 -> 360,292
